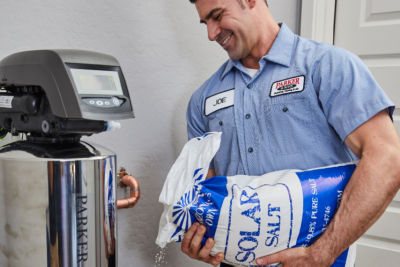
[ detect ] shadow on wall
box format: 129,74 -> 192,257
115,1 -> 227,266
159,1 -> 227,158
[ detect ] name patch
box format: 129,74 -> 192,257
205,89 -> 234,116
270,75 -> 305,97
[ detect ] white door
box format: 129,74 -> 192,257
335,0 -> 400,266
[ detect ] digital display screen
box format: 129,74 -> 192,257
70,68 -> 124,95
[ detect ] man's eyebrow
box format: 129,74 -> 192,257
200,8 -> 223,24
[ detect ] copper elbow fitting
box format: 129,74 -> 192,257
117,169 -> 140,209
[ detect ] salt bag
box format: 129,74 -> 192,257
156,132 -> 356,266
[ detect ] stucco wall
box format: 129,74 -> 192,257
0,0 -> 300,266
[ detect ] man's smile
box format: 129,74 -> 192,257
217,30 -> 233,49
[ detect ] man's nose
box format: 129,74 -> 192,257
207,22 -> 220,41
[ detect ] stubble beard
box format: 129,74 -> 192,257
227,39 -> 249,61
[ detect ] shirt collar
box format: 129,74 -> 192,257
220,23 -> 295,80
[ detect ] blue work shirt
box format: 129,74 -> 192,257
187,23 -> 394,177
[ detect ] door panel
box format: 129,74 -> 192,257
355,238 -> 400,267
360,56 -> 400,107
335,0 -> 400,265
335,0 -> 400,56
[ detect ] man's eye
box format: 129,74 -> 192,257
214,13 -> 222,21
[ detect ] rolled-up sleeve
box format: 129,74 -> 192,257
186,91 -> 206,140
312,47 -> 394,141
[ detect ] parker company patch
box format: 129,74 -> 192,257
270,75 -> 305,97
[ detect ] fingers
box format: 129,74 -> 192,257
181,222 -> 207,257
198,238 -> 224,265
256,247 -> 310,266
209,252 -> 224,266
181,222 -> 198,255
189,224 -> 207,255
256,250 -> 283,266
181,223 -> 224,265
198,238 -> 214,260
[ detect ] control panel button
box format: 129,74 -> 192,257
82,97 -> 123,108
112,97 -> 120,106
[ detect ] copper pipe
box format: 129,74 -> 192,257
117,169 -> 140,209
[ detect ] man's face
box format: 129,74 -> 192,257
195,0 -> 255,61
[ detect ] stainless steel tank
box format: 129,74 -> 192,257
0,140 -> 139,267
0,49 -> 140,267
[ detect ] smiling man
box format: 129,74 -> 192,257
183,0 -> 400,266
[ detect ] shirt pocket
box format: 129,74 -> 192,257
264,97 -> 320,155
207,105 -> 235,132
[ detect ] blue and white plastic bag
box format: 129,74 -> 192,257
156,132 -> 356,266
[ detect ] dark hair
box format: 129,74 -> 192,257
189,0 -> 268,6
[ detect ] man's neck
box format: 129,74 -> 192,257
241,20 -> 280,69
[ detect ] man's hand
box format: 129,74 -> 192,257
181,222 -> 224,266
255,246 -> 331,267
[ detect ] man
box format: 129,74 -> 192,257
182,0 -> 400,266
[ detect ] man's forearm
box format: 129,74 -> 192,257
311,141 -> 400,264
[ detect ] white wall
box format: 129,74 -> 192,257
0,0 -> 300,266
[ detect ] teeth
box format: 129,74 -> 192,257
222,34 -> 231,45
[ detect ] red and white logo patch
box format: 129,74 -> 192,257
270,75 -> 305,97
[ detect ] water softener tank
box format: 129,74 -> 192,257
0,50 -> 140,267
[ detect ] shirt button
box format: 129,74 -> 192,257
247,84 -> 252,89
248,147 -> 254,153
219,121 -> 223,126
245,114 -> 251,119
282,107 -> 289,112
